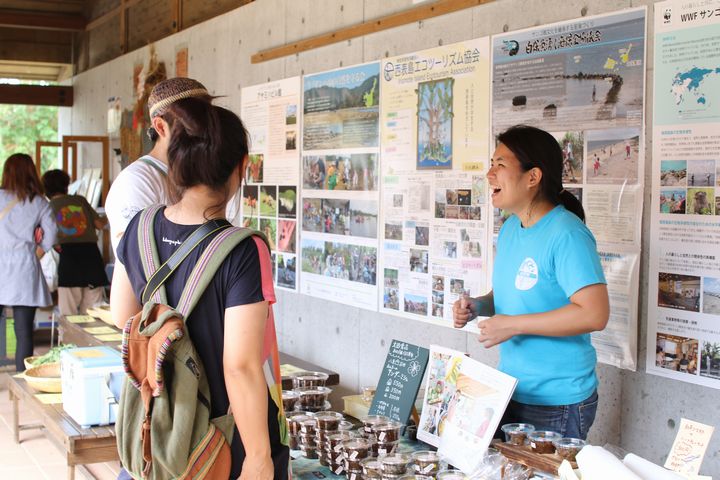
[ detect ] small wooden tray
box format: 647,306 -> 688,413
493,440 -> 577,474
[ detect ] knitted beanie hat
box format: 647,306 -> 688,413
148,77 -> 210,117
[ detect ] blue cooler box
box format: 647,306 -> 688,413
60,346 -> 124,428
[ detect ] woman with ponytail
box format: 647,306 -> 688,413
453,125 -> 608,440
111,99 -> 288,479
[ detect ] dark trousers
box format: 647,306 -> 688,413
1,305 -> 36,371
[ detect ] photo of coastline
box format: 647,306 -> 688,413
586,128 -> 640,185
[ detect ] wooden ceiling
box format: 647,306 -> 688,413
0,0 -> 253,82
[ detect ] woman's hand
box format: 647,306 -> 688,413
452,296 -> 476,328
238,454 -> 274,480
477,314 -> 518,348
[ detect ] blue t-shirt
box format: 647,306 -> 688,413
493,205 -> 606,406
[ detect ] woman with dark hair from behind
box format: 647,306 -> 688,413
0,153 -> 57,371
110,98 -> 289,479
453,125 -> 609,440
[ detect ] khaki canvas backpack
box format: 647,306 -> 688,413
116,205 -> 270,479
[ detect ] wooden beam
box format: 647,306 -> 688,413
0,9 -> 86,31
86,0 -> 142,31
0,40 -> 72,64
0,84 -> 73,106
119,0 -> 128,54
252,0 -> 494,63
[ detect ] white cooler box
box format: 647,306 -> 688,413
61,346 -> 124,428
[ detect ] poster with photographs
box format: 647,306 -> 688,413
648,0 -> 720,388
418,345 -> 516,463
379,38 -> 492,326
240,77 -> 301,291
300,63 -> 381,310
491,8 -> 647,370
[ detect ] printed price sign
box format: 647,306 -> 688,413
369,340 -> 429,424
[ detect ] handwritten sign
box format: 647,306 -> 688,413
665,418 -> 715,475
369,340 -> 429,424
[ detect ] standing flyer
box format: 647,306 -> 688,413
648,0 -> 720,388
240,77 -> 301,291
300,63 -> 381,310
379,38 -> 492,326
492,8 -> 647,370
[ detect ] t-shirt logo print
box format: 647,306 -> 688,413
515,257 -> 538,290
57,205 -> 88,237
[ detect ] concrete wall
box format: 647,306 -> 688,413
57,0 -> 720,475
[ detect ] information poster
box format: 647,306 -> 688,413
492,8 -> 647,370
648,0 -> 720,388
379,38 -> 492,326
300,63 -> 381,310
240,77 -> 301,291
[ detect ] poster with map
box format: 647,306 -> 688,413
648,0 -> 720,389
491,8 -> 647,370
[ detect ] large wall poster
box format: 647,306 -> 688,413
379,38 -> 492,326
648,0 -> 720,388
492,8 -> 647,370
300,63 -> 381,310
240,77 -> 301,291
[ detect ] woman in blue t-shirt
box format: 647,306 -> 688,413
453,125 -> 609,440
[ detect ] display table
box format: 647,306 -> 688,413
57,314 -> 340,389
6,374 -> 118,480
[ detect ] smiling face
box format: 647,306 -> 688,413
487,143 -> 539,215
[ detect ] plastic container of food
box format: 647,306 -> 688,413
288,435 -> 298,450
553,437 -> 586,461
282,390 -> 300,412
373,441 -> 399,457
329,431 -> 356,454
299,444 -> 318,459
361,457 -> 382,478
361,385 -> 376,403
343,438 -> 372,461
345,470 -> 362,480
318,429 -> 338,441
362,414 -> 390,433
372,420 -> 403,443
338,420 -> 354,431
298,417 -> 318,435
500,423 -> 536,446
528,430 -> 562,454
315,411 -> 345,430
411,450 -> 442,476
298,433 -> 318,448
292,371 -> 329,388
380,453 -> 410,475
295,386 -> 332,411
287,413 -> 313,435
436,469 -> 468,479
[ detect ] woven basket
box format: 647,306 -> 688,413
24,363 -> 62,393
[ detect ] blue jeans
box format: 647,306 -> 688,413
496,390 -> 599,440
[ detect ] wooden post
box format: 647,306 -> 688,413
35,141 -> 76,176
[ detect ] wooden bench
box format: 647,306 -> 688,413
6,374 -> 118,480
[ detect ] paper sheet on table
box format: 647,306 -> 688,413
665,419 -> 715,476
95,333 -> 124,342
35,393 -> 63,404
623,453 -> 684,480
66,315 -> 95,324
576,445 -> 642,480
84,326 -> 117,335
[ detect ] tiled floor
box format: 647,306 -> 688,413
0,365 -> 122,480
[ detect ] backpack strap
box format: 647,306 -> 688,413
141,218 -> 232,304
175,227 -> 270,319
137,205 -> 166,303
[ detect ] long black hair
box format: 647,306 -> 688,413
497,125 -> 585,222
